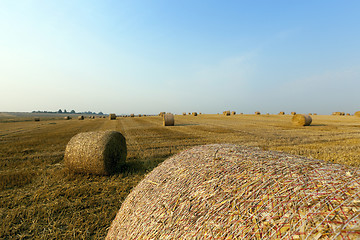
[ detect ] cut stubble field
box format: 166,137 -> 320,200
1,114 -> 360,239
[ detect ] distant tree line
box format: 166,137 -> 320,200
32,109 -> 104,115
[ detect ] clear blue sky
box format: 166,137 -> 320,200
1,0 -> 359,114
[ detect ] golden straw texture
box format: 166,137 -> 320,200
109,114 -> 116,120
355,111 -> 360,117
64,131 -> 127,175
163,113 -> 174,126
292,114 -> 312,126
106,144 -> 360,239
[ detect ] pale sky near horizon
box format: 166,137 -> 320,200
1,0 -> 359,115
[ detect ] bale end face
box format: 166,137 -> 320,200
64,131 -> 127,175
292,114 -> 312,126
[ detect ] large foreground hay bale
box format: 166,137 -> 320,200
163,113 -> 174,126
292,114 -> 312,126
64,131 -> 127,175
106,144 -> 360,239
109,114 -> 116,120
355,111 -> 360,117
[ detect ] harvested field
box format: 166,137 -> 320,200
1,113 -> 360,238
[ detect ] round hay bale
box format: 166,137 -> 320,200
346,113 -> 350,116
159,112 -> 166,117
163,113 -> 174,126
278,111 -> 285,115
34,117 -> 40,122
182,112 -> 186,116
106,144 -> 360,239
78,115 -> 84,120
355,111 -> 360,117
255,111 -> 260,115
223,110 -> 230,116
109,113 -> 116,120
192,112 -> 197,116
64,131 -> 126,175
291,111 -> 296,115
292,114 -> 312,126
64,116 -> 71,120
313,113 -> 317,115
130,114 -> 135,117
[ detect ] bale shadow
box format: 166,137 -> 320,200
175,123 -> 199,126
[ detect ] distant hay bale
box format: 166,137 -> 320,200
278,111 -> 285,115
109,114 -> 116,120
64,131 -> 127,175
34,117 -> 40,122
255,111 -> 260,115
355,111 -> 360,117
291,111 -> 296,115
106,144 -> 360,239
64,116 -> 71,120
292,114 -> 312,126
138,114 -> 142,117
130,114 -> 135,117
231,111 -> 236,115
223,110 -> 230,116
313,113 -> 318,115
192,112 -> 197,116
346,113 -> 351,116
182,112 -> 186,116
78,116 -> 84,120
163,113 -> 174,126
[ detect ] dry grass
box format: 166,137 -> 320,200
1,113 -> 360,238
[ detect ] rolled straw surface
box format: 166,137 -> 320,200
355,111 -> 360,117
109,114 -> 116,120
292,114 -> 312,126
163,113 -> 174,126
106,144 -> 360,239
64,131 -> 126,175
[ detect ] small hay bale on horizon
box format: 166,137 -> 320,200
78,115 -> 84,120
182,112 -> 186,116
255,111 -> 260,115
106,144 -> 360,239
163,113 -> 174,126
231,111 -> 236,115
130,114 -> 135,117
291,111 -> 296,115
64,131 -> 126,175
109,113 -> 116,120
64,116 -> 71,120
223,110 -> 230,116
34,117 -> 40,122
192,112 -> 197,116
292,114 -> 312,126
278,111 -> 285,115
